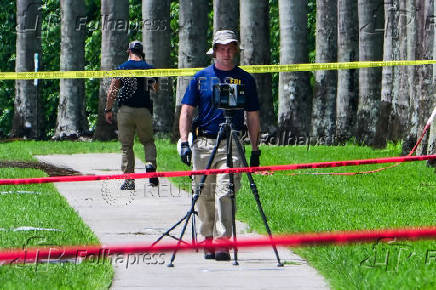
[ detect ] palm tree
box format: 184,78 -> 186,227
311,0 -> 337,145
356,0 -> 384,146
402,0 -> 417,154
278,0 -> 312,142
213,0 -> 239,32
374,1 -> 396,147
94,0 -> 129,140
414,0 -> 434,155
428,0 -> 436,164
12,0 -> 42,138
336,0 -> 358,143
142,0 -> 173,133
54,0 -> 87,139
240,0 -> 275,133
390,0 -> 410,142
173,0 -> 209,142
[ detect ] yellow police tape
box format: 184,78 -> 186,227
1,60 -> 436,80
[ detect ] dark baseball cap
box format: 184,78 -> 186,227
128,40 -> 145,58
128,40 -> 143,52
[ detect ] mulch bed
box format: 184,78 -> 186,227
0,161 -> 82,177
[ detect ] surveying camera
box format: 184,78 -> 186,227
212,83 -> 246,110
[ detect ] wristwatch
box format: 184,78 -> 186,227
104,107 -> 112,113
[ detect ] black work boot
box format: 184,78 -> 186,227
215,247 -> 230,261
203,237 -> 215,260
120,179 -> 135,190
146,164 -> 159,187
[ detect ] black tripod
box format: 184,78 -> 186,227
153,110 -> 283,267
151,176 -> 198,248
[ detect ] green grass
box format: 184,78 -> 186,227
155,141 -> 436,289
0,141 -> 118,289
1,139 -> 435,289
0,261 -> 112,289
240,145 -> 436,289
0,140 -> 120,161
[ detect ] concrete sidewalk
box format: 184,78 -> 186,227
36,153 -> 329,290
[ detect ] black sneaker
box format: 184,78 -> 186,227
146,164 -> 159,187
120,179 -> 135,190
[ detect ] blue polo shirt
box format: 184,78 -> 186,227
181,64 -> 260,135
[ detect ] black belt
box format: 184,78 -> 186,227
197,130 -> 240,140
197,132 -> 222,139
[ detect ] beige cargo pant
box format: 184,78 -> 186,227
117,106 -> 157,173
192,136 -> 242,239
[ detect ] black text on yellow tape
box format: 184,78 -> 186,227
2,60 -> 436,80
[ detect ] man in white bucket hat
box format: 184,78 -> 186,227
206,30 -> 243,56
178,30 -> 261,261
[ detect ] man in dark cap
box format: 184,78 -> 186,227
105,40 -> 159,190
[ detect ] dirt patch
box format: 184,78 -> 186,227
0,161 -> 83,177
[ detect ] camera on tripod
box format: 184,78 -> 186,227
212,83 -> 246,110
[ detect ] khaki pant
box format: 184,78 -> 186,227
117,106 -> 157,173
192,137 -> 242,239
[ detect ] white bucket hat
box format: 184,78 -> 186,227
206,30 -> 243,55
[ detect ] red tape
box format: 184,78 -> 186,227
289,121 -> 433,176
1,226 -> 435,264
0,154 -> 436,185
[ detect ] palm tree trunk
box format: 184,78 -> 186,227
240,0 -> 275,134
172,0 -> 209,142
278,0 -> 312,141
415,0 -> 434,155
143,0 -> 173,133
311,0 -> 337,145
213,0 -> 239,32
94,0 -> 129,140
428,0 -> 436,166
402,0 -> 417,154
12,0 -> 42,139
356,0 -> 384,146
374,0 -> 399,147
392,0 -> 410,142
54,0 -> 87,139
336,0 -> 358,143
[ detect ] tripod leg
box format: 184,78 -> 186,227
226,131 -> 239,265
232,131 -> 284,267
191,194 -> 198,252
189,176 -> 198,252
152,179 -> 197,247
152,215 -> 187,246
167,130 -> 225,267
167,195 -> 198,267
